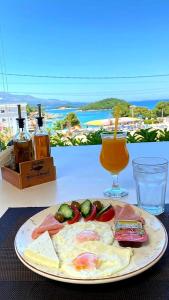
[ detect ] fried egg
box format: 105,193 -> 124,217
60,241 -> 133,278
53,221 -> 114,260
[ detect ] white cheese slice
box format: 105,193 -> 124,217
24,231 -> 59,268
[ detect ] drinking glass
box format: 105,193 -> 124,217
132,157 -> 168,215
100,132 -> 129,197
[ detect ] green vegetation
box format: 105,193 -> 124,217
0,128 -> 13,150
153,101 -> 169,117
0,139 -> 6,151
130,106 -> 152,119
158,128 -> 169,141
64,112 -> 80,127
80,98 -> 130,113
50,130 -> 103,146
52,120 -> 65,130
131,101 -> 169,119
112,102 -> 130,117
26,104 -> 45,116
128,128 -> 159,143
144,118 -> 159,124
1,127 -> 169,150
130,105 -> 164,120
52,112 -> 80,130
80,99 -> 169,120
26,104 -> 36,116
50,128 -> 169,147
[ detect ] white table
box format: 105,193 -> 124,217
0,142 -> 169,217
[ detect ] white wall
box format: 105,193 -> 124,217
0,103 -> 28,134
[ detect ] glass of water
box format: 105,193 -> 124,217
132,157 -> 168,215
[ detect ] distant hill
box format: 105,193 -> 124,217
80,98 -> 129,110
0,92 -> 85,108
0,92 -> 168,110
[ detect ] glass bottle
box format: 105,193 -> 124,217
33,104 -> 50,159
13,104 -> 33,172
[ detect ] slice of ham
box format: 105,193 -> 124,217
114,204 -> 145,224
32,214 -> 64,239
114,205 -> 122,217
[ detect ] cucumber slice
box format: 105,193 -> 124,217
58,204 -> 73,219
96,205 -> 112,217
80,199 -> 92,217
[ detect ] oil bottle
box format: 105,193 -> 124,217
13,104 -> 33,172
33,104 -> 50,159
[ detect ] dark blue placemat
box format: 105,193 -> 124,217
0,206 -> 169,300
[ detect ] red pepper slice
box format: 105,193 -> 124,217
68,207 -> 81,224
96,206 -> 115,222
84,205 -> 97,221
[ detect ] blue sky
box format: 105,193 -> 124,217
0,0 -> 169,102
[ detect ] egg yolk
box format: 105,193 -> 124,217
73,252 -> 100,270
76,230 -> 100,243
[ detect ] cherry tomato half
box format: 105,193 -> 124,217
68,207 -> 81,224
96,205 -> 115,222
84,205 -> 97,221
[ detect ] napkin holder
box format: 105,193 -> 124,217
1,157 -> 56,189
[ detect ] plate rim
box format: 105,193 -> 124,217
14,199 -> 168,284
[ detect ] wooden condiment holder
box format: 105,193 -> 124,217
1,157 -> 56,189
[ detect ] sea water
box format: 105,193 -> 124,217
45,100 -> 161,128
45,108 -> 112,128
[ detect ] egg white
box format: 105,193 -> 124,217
52,221 -> 114,260
60,241 -> 133,278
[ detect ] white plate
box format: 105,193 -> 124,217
14,199 -> 168,284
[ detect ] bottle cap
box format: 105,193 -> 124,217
16,104 -> 25,128
36,104 -> 44,127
